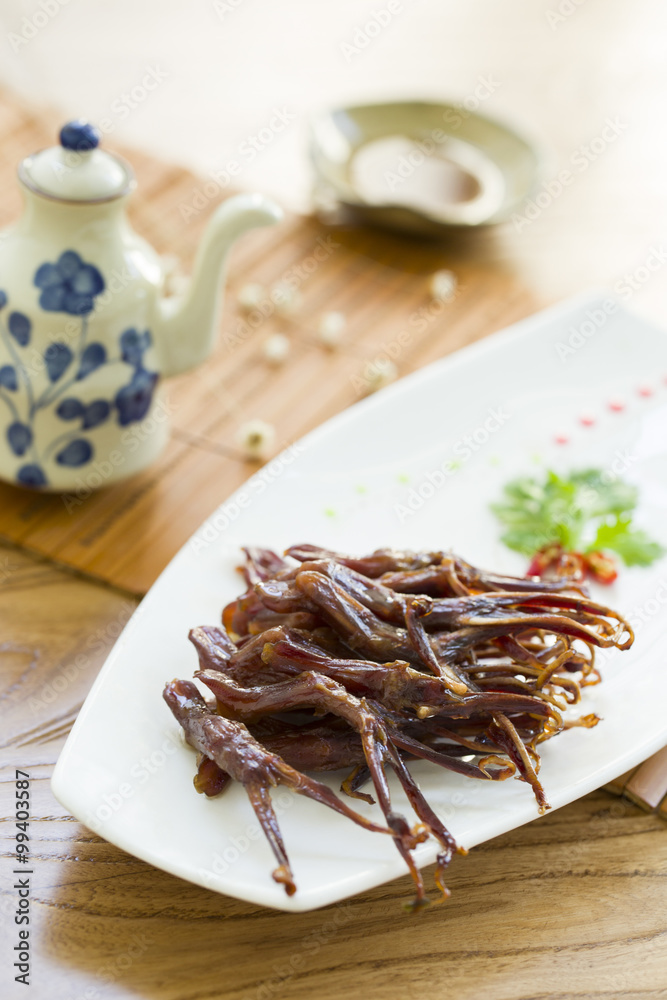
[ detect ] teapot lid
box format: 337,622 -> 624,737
19,120 -> 134,202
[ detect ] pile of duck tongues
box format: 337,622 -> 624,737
163,544 -> 633,909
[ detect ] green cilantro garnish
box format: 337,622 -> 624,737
491,468 -> 663,580
590,516 -> 664,567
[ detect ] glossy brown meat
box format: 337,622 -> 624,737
261,628 -> 563,729
286,544 -> 443,577
194,668 -> 466,905
295,570 -> 469,695
287,545 -> 585,594
193,722 -> 367,798
166,543 -> 634,908
163,679 -> 394,895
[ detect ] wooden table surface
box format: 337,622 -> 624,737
2,540 -> 667,1000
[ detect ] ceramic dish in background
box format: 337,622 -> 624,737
51,292 -> 667,912
309,100 -> 541,237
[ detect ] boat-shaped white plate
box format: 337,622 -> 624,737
52,292 -> 667,911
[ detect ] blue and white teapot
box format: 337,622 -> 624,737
0,120 -> 281,491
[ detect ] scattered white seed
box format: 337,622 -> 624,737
363,358 -> 398,394
236,419 -> 275,461
318,311 -> 346,349
272,283 -> 302,316
262,333 -> 290,366
238,282 -> 266,311
429,269 -> 457,302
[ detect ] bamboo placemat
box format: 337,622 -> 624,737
0,92 -> 539,595
2,92 -> 666,815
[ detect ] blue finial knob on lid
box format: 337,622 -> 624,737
59,120 -> 100,152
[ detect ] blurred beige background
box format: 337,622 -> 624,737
1,0 -> 666,320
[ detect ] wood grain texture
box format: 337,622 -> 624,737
0,90 -> 666,1000
624,748 -> 667,812
1,541 -> 667,1000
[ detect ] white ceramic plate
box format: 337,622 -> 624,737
52,292 -> 667,912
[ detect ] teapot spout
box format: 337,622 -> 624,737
157,193 -> 282,377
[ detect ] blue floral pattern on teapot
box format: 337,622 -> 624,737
0,251 -> 158,488
0,119 -> 281,493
